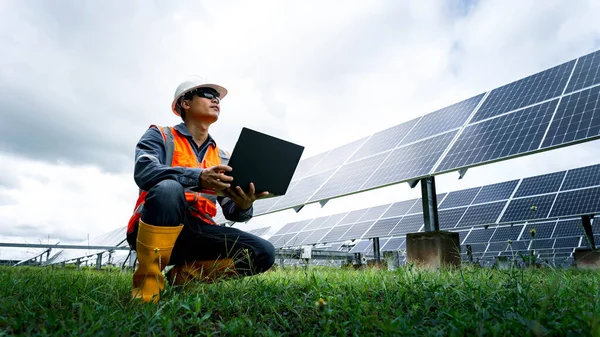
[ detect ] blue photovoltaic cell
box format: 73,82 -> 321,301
436,100 -> 558,173
381,199 -> 418,218
360,204 -> 392,221
508,240 -> 531,251
549,187 -> 600,217
320,225 -> 352,243
500,194 -> 556,223
454,230 -> 470,244
487,242 -> 509,252
471,60 -> 574,123
530,239 -> 555,250
381,237 -> 405,251
456,201 -> 507,228
291,152 -> 328,181
514,171 -> 566,197
363,217 -> 402,238
307,152 -> 390,203
554,237 -> 581,249
438,207 -> 468,229
552,219 -> 584,238
541,86 -> 600,149
306,137 -> 368,175
464,229 -> 495,244
464,243 -> 488,253
565,49 -> 600,93
349,118 -> 421,162
339,209 -> 370,225
349,240 -> 372,253
360,131 -> 458,191
523,221 -> 557,239
389,214 -> 423,235
490,225 -> 523,242
339,221 -> 375,241
472,180 -> 519,204
439,187 -> 481,209
561,164 -> 600,190
269,169 -> 335,211
400,94 -> 485,144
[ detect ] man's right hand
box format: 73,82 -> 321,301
200,165 -> 233,191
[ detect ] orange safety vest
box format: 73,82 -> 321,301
126,125 -> 229,236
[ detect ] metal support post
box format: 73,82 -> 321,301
372,237 -> 381,263
76,258 -> 81,270
96,253 -> 102,270
421,176 -> 440,232
581,215 -> 596,249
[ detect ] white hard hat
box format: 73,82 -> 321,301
171,76 -> 228,116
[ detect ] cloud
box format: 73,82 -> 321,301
1,0 -> 600,260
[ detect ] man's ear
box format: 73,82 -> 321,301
180,99 -> 191,111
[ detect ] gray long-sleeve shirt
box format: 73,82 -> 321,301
133,122 -> 253,223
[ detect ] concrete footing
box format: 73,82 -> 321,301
406,231 -> 461,268
574,248 -> 600,268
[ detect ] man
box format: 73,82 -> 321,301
126,77 -> 275,303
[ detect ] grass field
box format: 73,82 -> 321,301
1,265 -> 600,336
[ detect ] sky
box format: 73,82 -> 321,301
1,0 -> 600,261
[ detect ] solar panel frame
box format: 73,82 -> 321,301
471,59 -> 575,123
435,99 -> 558,173
561,164 -> 600,191
513,171 -> 566,198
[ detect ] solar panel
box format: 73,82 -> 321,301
303,215 -> 332,230
439,187 -> 481,209
349,118 -> 421,162
530,238 -> 555,250
464,228 -> 495,244
350,240 -> 372,254
549,186 -> 600,217
487,242 -> 509,252
380,199 -> 419,218
252,197 -> 282,216
500,194 -> 556,223
564,49 -> 600,93
291,231 -> 314,245
306,152 -> 389,203
490,225 -> 523,242
360,131 -> 458,191
554,237 -> 580,249
436,99 -> 558,173
301,228 -> 333,245
269,169 -> 335,211
471,59 -> 575,123
561,164 -> 600,190
339,220 -> 375,241
552,219 -> 584,238
291,152 -> 328,181
320,224 -> 352,243
472,180 -> 519,204
389,214 -> 423,235
360,204 -> 392,221
438,207 -> 468,229
454,230 -> 470,244
248,227 -> 271,237
321,213 -> 347,227
541,85 -> 600,149
363,217 -> 402,238
272,222 -> 299,236
465,243 -> 488,253
514,171 -> 565,197
507,240 -> 530,251
405,193 -> 446,215
523,221 -> 557,239
305,137 -> 368,176
381,237 -> 405,251
400,94 -> 485,144
456,201 -> 506,228
339,209 -> 370,225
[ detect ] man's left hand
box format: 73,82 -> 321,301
225,182 -> 269,211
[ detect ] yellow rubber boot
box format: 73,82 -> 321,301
131,219 -> 183,303
167,258 -> 238,286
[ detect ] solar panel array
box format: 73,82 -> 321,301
215,48 -> 600,224
267,163 -> 600,264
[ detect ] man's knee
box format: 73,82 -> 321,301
147,179 -> 185,199
252,238 -> 275,273
141,179 -> 186,226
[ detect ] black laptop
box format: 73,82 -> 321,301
224,127 -> 304,196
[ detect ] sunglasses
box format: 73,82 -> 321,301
188,89 -> 220,104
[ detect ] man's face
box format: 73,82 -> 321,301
182,88 -> 221,122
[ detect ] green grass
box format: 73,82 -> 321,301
1,265 -> 600,336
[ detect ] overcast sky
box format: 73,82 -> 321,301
2,0 -> 600,261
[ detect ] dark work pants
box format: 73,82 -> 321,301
132,179 -> 275,276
